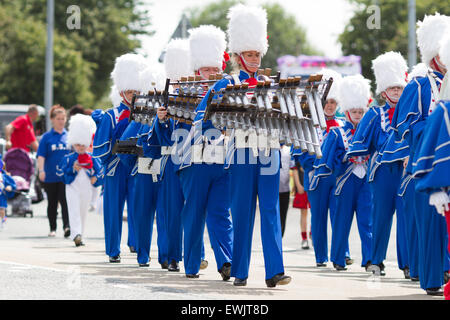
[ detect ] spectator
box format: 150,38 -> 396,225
279,145 -> 292,237
68,104 -> 85,118
4,104 -> 39,152
37,105 -> 71,237
0,156 -> 16,230
292,161 -> 311,250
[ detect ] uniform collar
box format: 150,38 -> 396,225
239,69 -> 257,80
433,70 -> 445,80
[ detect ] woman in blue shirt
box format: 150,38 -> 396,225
37,105 -> 70,237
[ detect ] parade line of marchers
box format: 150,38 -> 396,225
58,2 -> 450,299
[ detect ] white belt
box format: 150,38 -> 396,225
137,157 -> 161,182
192,144 -> 225,164
161,146 -> 174,155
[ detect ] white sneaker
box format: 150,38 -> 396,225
301,239 -> 310,250
48,231 -> 56,237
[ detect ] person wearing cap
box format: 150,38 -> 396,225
156,29 -> 234,279
188,4 -> 291,287
117,67 -> 169,268
57,114 -> 103,247
92,53 -> 147,263
294,69 -> 352,268
313,74 -> 373,271
411,33 -> 450,299
347,52 -> 410,278
391,13 -> 450,296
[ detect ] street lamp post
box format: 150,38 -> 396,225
408,0 -> 417,70
44,0 -> 54,131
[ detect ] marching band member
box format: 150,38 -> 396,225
117,67 -> 169,268
93,53 -> 147,263
58,114 -> 103,247
188,4 -> 291,287
298,68 -> 352,268
314,74 -> 373,271
347,52 -> 409,277
391,13 -> 450,296
412,34 -> 450,299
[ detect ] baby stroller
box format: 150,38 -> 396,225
4,148 -> 34,217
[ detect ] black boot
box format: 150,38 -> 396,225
426,287 -> 443,296
109,255 -> 121,263
333,263 -> 347,271
219,262 -> 231,281
233,278 -> 247,286
168,260 -> 180,272
265,273 -> 292,288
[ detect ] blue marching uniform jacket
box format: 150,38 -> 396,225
391,71 -> 449,290
0,170 -> 16,208
56,152 -> 104,187
347,103 -> 409,271
194,70 -> 285,280
313,120 -> 373,268
92,102 -> 136,257
291,117 -> 351,265
156,84 -> 233,276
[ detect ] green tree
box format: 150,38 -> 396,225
339,0 -> 450,88
0,0 -> 152,108
187,0 -> 320,72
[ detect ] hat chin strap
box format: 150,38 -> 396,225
384,91 -> 399,106
239,54 -> 260,74
432,57 -> 447,74
121,92 -> 132,106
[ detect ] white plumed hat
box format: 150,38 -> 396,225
164,38 -> 192,80
109,85 -> 122,107
439,34 -> 450,100
67,114 -> 97,147
189,25 -> 227,71
319,68 -> 342,103
227,4 -> 268,56
417,13 -> 450,67
407,63 -> 430,82
111,53 -> 147,92
372,51 -> 408,95
338,74 -> 372,113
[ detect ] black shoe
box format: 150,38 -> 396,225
403,267 -> 411,279
426,287 -> 443,296
64,228 -> 71,238
265,273 -> 292,288
161,261 -> 169,269
139,263 -> 149,267
109,255 -> 121,263
74,234 -> 83,247
186,273 -> 199,279
168,260 -> 180,272
364,261 -> 372,272
345,257 -> 354,265
379,262 -> 386,276
369,263 -> 386,276
129,246 -> 136,253
233,278 -> 247,286
316,263 -> 327,267
219,262 -> 231,281
411,276 -> 420,282
333,263 -> 347,271
444,271 -> 449,284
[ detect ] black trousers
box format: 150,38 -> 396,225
43,182 -> 69,231
279,192 -> 290,237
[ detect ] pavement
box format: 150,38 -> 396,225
0,197 -> 444,301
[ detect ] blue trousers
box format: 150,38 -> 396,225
370,161 -> 409,269
401,178 -> 419,278
308,174 -> 350,264
179,163 -> 233,275
330,174 -> 372,267
229,149 -> 284,280
414,184 -> 449,290
160,158 -> 183,263
103,161 -> 135,258
132,172 -> 167,265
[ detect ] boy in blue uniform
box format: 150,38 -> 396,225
0,155 -> 16,230
347,52 -> 409,277
391,13 -> 450,296
294,68 -> 352,268
314,74 -> 373,271
93,53 -> 147,263
58,114 -> 103,247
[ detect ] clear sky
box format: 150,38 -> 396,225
138,0 -> 356,65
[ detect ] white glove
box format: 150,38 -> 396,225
429,191 -> 450,216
